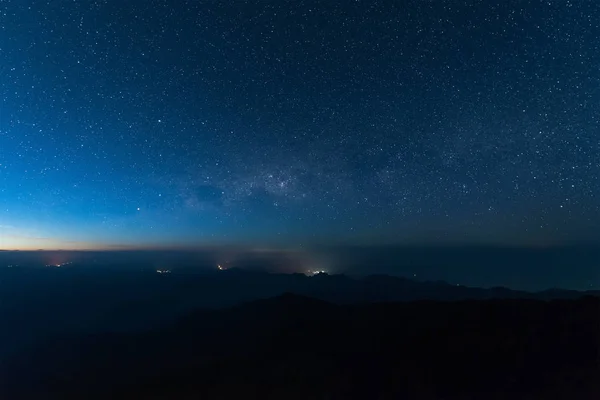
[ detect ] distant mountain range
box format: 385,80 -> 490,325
212,268 -> 600,303
0,266 -> 598,362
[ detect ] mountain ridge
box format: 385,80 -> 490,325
3,293 -> 599,399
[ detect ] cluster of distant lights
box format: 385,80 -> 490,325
156,265 -> 228,273
155,265 -> 229,274
155,265 -> 327,275
45,262 -> 72,268
156,269 -> 171,274
305,269 -> 327,276
157,265 -> 228,273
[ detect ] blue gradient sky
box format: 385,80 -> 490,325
1,0 -> 599,250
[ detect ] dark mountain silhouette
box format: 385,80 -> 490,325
1,267 -> 598,361
2,293 -> 599,399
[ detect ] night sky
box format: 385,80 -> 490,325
1,0 -> 599,250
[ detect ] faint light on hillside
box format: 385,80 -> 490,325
46,262 -> 71,268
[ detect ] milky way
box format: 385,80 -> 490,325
0,0 -> 599,249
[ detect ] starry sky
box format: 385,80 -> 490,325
1,0 -> 599,250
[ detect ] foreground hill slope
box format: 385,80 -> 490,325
3,294 -> 599,399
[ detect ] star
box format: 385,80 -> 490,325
0,0 -> 596,255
